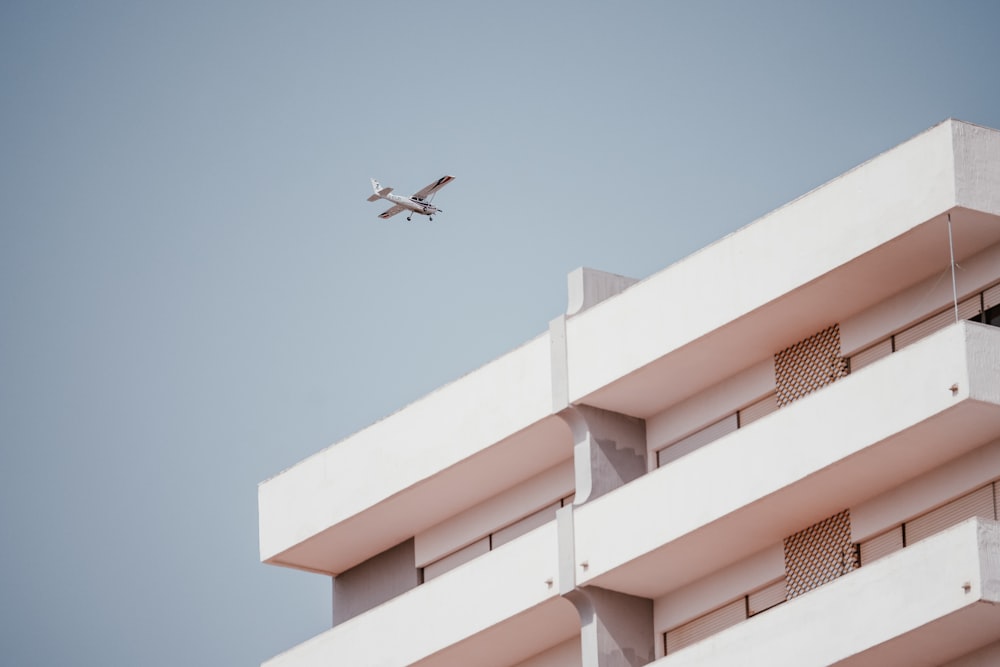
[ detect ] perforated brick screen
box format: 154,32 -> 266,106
784,509 -> 858,598
774,324 -> 849,408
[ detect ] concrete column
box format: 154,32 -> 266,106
558,502 -> 654,666
559,405 -> 646,505
551,266 -> 653,666
566,586 -> 655,667
551,267 -> 638,413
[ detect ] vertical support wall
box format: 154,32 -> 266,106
560,405 -> 647,505
556,406 -> 655,665
332,538 -> 421,626
552,268 -> 655,665
567,586 -> 655,667
555,405 -> 656,664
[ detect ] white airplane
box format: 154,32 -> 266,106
367,175 -> 455,221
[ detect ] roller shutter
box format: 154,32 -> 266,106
665,598 -> 746,654
747,578 -> 787,616
859,526 -> 903,565
850,338 -> 892,372
894,296 -> 981,349
984,282 -> 1000,310
657,414 -> 738,467
739,393 -> 778,426
905,484 -> 995,545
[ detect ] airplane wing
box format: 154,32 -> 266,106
378,205 -> 405,219
411,175 -> 455,201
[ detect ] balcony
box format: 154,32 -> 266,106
263,521 -> 579,667
566,121 -> 1000,419
258,334 -> 571,576
652,517 -> 1000,666
571,321 -> 1000,599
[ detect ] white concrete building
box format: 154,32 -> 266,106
259,119 -> 1000,667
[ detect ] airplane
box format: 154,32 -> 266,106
367,175 -> 455,221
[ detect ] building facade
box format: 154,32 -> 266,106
259,119 -> 1000,666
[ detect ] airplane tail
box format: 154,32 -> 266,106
366,178 -> 392,202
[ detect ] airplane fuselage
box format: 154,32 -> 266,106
385,192 -> 439,216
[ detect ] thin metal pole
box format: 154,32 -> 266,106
948,213 -> 959,323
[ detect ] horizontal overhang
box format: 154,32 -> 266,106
258,334 -> 572,574
263,414 -> 571,574
263,523 -> 579,667
569,119 -> 1000,417
654,517 -> 1000,666
573,322 -> 1000,599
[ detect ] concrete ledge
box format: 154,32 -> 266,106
263,522 -> 577,667
574,322 -> 1000,599
259,334 -> 567,573
653,518 -> 1000,666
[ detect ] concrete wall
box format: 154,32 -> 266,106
332,538 -> 419,626
944,639 -> 1000,667
954,120 -> 1000,216
415,460 -> 573,568
852,438 -> 1000,542
645,358 -> 774,456
515,638 -> 581,667
841,241 -> 1000,356
652,544 -> 783,640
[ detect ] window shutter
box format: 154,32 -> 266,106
894,297 -> 981,349
739,393 -> 778,426
984,282 -> 1000,310
905,484 -> 995,545
657,414 -> 738,467
422,537 -> 490,581
747,578 -> 787,616
665,598 -> 746,654
850,338 -> 893,372
859,526 -> 903,565
491,501 -> 560,548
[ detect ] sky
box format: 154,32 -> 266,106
2,2 -> 1000,665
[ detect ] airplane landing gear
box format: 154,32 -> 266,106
406,215 -> 412,221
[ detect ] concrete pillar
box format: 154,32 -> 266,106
566,586 -> 655,667
559,405 -> 646,505
551,266 -> 653,665
551,267 -> 638,412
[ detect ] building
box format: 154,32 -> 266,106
259,119 -> 1000,667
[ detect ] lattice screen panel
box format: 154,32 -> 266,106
774,324 -> 849,408
783,509 -> 858,599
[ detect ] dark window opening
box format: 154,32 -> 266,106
984,302 -> 1000,327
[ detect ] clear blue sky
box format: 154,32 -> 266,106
2,2 -> 1000,665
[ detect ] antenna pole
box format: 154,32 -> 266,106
948,213 -> 959,323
